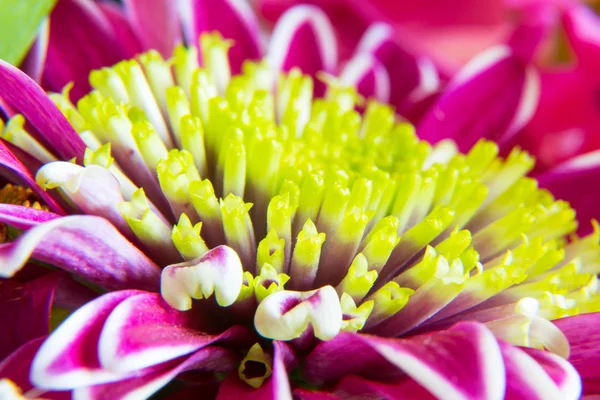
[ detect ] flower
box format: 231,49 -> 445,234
0,2 -> 600,399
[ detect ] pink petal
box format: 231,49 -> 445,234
554,314 -> 600,383
562,4 -> 600,71
355,23 -> 440,119
98,292 -> 229,372
0,337 -> 70,399
500,342 -> 581,400
20,18 -> 49,84
521,347 -> 582,399
30,290 -> 143,389
97,1 -> 144,58
294,389 -> 342,400
0,215 -> 161,291
188,0 -> 262,73
268,5 -> 337,96
76,346 -> 238,400
0,58 -> 86,161
123,0 -> 182,59
417,46 -> 539,151
0,140 -> 65,214
0,203 -> 59,229
333,374 -> 435,400
43,0 -> 128,100
340,53 -> 390,103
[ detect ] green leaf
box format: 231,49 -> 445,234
0,0 -> 57,65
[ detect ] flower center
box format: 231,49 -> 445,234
6,33 -> 598,354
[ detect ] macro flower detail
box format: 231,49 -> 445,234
1,2 -> 600,400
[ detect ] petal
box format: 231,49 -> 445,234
553,314 -> 600,381
521,347 -> 582,399
0,273 -> 63,359
294,389 -> 342,400
267,5 -> 337,96
76,346 -> 237,400
333,374 -> 434,400
96,1 -> 143,58
537,152 -> 600,234
339,53 -> 390,103
30,290 -> 143,389
0,337 -> 49,394
562,4 -> 600,70
188,0 -> 262,73
97,292 -> 231,373
20,18 -> 49,84
0,58 -> 86,161
0,215 -> 161,291
0,141 -> 65,214
355,23 -> 439,118
417,46 -> 540,151
43,0 -> 128,100
123,0 -> 182,58
0,203 -> 59,228
500,342 -> 581,400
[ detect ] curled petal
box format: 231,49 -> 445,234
123,0 -> 181,58
417,46 -> 540,151
340,53 -> 390,103
31,290 -> 142,389
254,286 -> 342,341
161,245 -> 244,310
189,0 -> 262,73
0,337 -> 55,396
0,215 -> 161,291
268,5 -> 337,94
554,314 -> 600,383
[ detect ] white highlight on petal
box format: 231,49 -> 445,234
267,5 -> 337,73
356,23 -> 393,55
503,66 -> 540,144
553,148 -> 600,173
161,245 -> 244,310
422,139 -> 458,170
408,57 -> 440,103
450,46 -> 511,89
254,286 -> 342,341
340,53 -> 391,103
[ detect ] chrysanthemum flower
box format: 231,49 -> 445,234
1,2 -> 600,400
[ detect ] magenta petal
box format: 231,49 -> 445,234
123,0 -> 181,58
0,204 -> 59,229
98,292 -> 229,372
21,18 -> 49,84
554,314 -> 600,383
43,0 -> 128,100
0,59 -> 86,162
0,215 -> 161,291
0,273 -> 62,359
30,291 -> 142,389
521,347 -> 582,399
294,389 -> 342,400
355,23 -> 439,119
562,4 -> 600,70
333,374 -> 434,400
268,5 -> 337,95
417,46 -> 539,152
340,53 -> 390,103
0,141 -> 65,214
76,346 -> 237,400
97,1 -> 144,58
500,342 -> 581,400
189,0 -> 262,74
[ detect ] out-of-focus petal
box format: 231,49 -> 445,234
0,141 -> 65,214
333,374 -> 434,400
43,0 -> 127,100
0,215 -> 161,291
501,342 -> 581,399
417,46 -> 540,152
521,347 -> 582,399
187,0 -> 262,74
0,59 -> 86,162
97,1 -> 143,58
30,290 -> 142,389
123,0 -> 181,59
268,5 -> 337,96
355,23 -> 440,119
340,53 -> 390,103
562,4 -> 600,71
20,18 -> 49,84
554,314 -> 600,392
537,151 -> 600,234
76,346 -> 237,400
